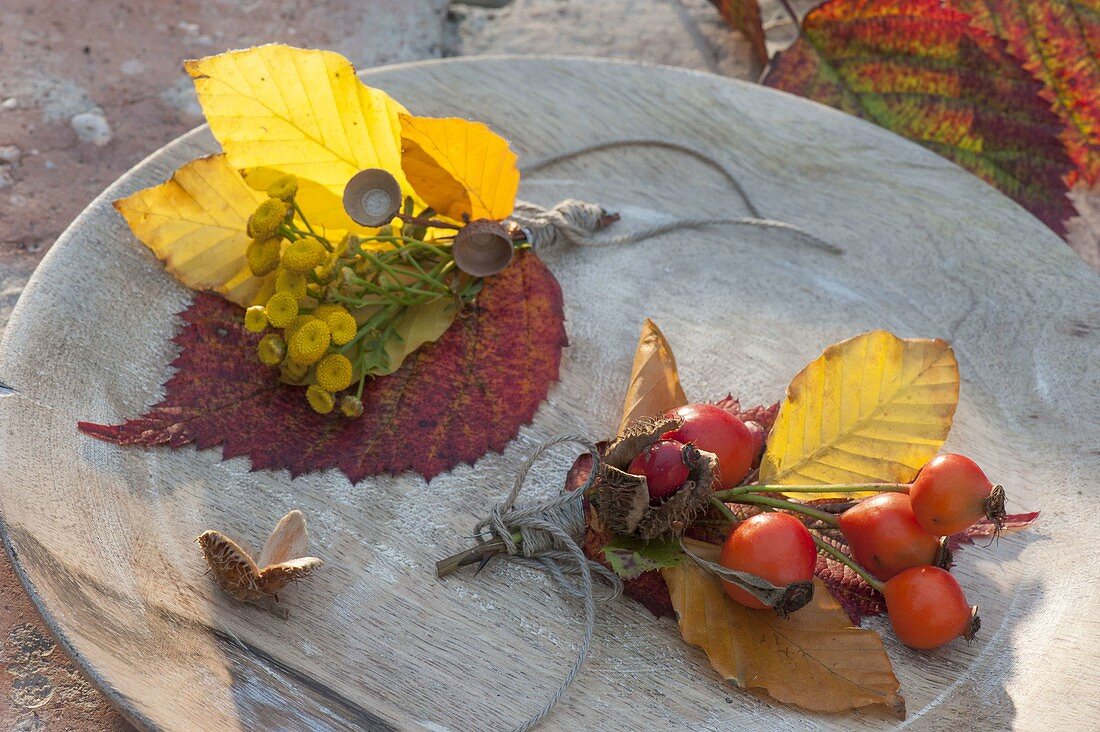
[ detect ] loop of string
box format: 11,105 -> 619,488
509,137 -> 841,255
469,434 -> 622,732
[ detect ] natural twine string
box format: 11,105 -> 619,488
467,434 -> 622,732
510,199 -> 842,255
509,137 -> 842,255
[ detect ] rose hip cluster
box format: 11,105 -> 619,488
625,403 -> 1004,650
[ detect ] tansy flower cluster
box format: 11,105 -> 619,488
241,175 -> 483,417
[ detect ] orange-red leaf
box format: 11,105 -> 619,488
956,0 -> 1100,186
763,0 -> 1076,236
662,539 -> 904,717
77,251 -> 565,482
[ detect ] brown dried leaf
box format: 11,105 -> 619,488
618,319 -> 688,433
197,510 -> 323,603
662,539 -> 904,717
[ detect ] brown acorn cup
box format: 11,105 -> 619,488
343,168 -> 402,227
452,219 -> 515,277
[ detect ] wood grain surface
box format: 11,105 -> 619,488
1,57 -> 1098,731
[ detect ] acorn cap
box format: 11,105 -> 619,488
452,219 -> 514,277
343,168 -> 402,226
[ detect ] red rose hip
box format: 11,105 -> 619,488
910,453 -> 1004,536
627,439 -> 691,501
839,492 -> 941,580
883,566 -> 978,649
719,512 -> 817,609
663,403 -> 754,489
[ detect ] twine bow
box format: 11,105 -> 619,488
439,434 -> 622,732
510,199 -> 841,254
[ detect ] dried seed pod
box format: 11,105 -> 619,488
197,510 -> 323,603
343,168 -> 402,226
452,219 -> 514,277
589,416 -> 718,540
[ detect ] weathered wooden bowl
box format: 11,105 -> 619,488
1,57 -> 1097,730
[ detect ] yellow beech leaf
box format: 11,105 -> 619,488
186,44 -> 413,232
399,114 -> 520,222
377,297 -> 458,376
619,318 -> 688,432
760,330 -> 958,499
114,154 -> 271,307
662,539 -> 904,717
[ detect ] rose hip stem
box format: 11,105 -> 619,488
716,483 -> 910,497
812,534 -> 884,592
728,493 -> 840,527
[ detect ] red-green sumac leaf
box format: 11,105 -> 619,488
78,251 -> 566,482
956,0 -> 1100,186
764,0 -> 1076,235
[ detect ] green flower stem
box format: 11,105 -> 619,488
292,202 -> 324,242
359,248 -> 451,291
727,493 -> 840,528
709,495 -> 740,525
812,533 -> 884,592
721,483 -> 910,496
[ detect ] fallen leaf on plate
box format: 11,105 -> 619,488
78,251 -> 566,482
186,44 -> 413,232
662,539 -> 904,717
114,154 -> 270,307
763,0 -> 1075,236
399,114 -> 520,223
618,318 -> 688,433
761,330 -> 959,499
198,509 -> 322,602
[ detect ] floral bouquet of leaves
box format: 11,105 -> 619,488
442,321 -> 1036,721
79,44 -> 584,481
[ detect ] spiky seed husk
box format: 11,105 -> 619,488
589,415 -> 718,540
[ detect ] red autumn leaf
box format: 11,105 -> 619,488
78,251 -> 566,482
708,0 -> 769,70
955,0 -> 1100,186
763,0 -> 1076,236
713,395 -> 779,432
947,510 -> 1041,549
815,532 -> 887,625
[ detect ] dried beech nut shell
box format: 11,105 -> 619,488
589,416 -> 718,540
343,168 -> 402,226
452,219 -> 514,277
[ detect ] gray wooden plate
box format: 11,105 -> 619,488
1,57 -> 1098,731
